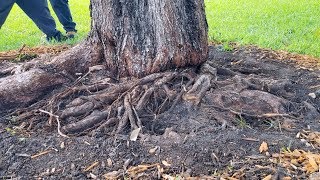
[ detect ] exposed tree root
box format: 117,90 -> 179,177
62,110 -> 109,134
5,58 -> 319,136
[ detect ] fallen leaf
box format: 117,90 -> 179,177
60,142 -> 65,149
89,173 -> 97,179
262,174 -> 272,180
130,128 -> 141,141
127,164 -> 158,176
107,158 -> 112,167
306,155 -> 319,173
149,146 -> 159,154
259,141 -> 268,153
162,160 -> 171,167
282,177 -> 291,180
162,174 -> 175,180
104,171 -> 121,180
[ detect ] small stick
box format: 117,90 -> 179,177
18,44 -> 26,53
31,149 -> 52,159
132,106 -> 142,129
84,161 -> 99,172
39,109 -> 69,138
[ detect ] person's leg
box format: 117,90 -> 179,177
0,0 -> 16,28
16,0 -> 64,41
49,0 -> 76,33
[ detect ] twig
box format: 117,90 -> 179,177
132,106 -> 142,129
31,149 -> 52,159
18,44 -> 26,53
39,109 -> 69,138
84,161 -> 99,172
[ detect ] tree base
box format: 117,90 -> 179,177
1,46 -> 319,137
1,45 -> 319,179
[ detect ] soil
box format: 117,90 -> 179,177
0,45 -> 320,179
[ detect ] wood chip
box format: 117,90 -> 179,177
16,153 -> 31,158
84,161 -> 99,172
60,142 -> 65,149
107,158 -> 113,167
259,141 -> 268,153
130,128 -> 141,141
162,160 -> 171,167
262,174 -> 272,180
242,137 -> 259,142
89,173 -> 97,179
149,146 -> 159,154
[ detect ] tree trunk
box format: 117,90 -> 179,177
89,0 -> 208,77
0,0 -> 208,112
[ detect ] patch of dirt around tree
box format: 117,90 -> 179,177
0,45 -> 70,62
1,45 -> 320,179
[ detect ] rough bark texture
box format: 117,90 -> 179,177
0,0 -> 208,117
0,69 -> 66,111
90,0 -> 208,77
0,42 -> 102,112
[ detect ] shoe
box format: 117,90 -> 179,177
66,31 -> 77,39
47,31 -> 67,42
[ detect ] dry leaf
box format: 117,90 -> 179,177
262,174 -> 272,180
130,128 -> 141,141
282,176 -> 291,180
104,171 -> 121,179
162,174 -> 175,180
306,155 -> 319,173
259,141 -> 268,153
162,160 -> 171,167
149,146 -> 159,154
60,142 -> 65,149
272,149 -> 320,174
107,158 -> 112,167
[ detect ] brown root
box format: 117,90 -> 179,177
62,110 -> 109,134
9,59 -> 315,136
183,63 -> 217,105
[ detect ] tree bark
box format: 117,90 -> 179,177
89,0 -> 208,77
0,0 -> 208,114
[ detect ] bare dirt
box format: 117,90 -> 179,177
0,45 -> 320,179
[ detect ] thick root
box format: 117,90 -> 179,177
62,110 -> 109,134
11,61 -> 318,136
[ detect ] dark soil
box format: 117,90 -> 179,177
1,45 -> 320,179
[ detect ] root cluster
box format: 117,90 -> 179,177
9,59 -> 319,136
10,63 -> 216,136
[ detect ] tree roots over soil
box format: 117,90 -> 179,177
1,46 -> 320,178
6,61 -> 219,136
2,46 -> 319,138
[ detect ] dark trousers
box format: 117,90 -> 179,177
0,0 -> 61,39
50,0 -> 76,32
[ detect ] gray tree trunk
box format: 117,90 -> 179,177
89,0 -> 208,77
0,0 -> 208,112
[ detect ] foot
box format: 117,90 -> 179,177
66,31 -> 77,39
47,32 -> 68,42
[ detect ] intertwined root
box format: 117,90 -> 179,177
27,63 -> 217,135
12,59 -> 314,136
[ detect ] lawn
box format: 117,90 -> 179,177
0,0 -> 91,50
205,0 -> 320,57
1,0 -> 320,58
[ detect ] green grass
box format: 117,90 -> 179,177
1,0 -> 320,58
205,0 -> 320,57
0,0 -> 90,50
